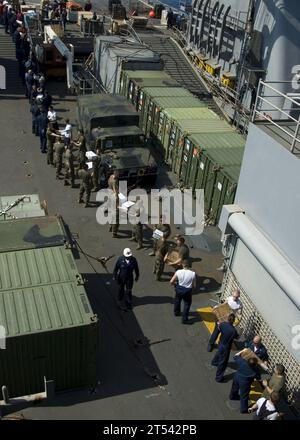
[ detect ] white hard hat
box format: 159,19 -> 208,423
123,248 -> 132,257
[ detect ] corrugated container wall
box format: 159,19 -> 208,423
166,120 -> 233,168
0,216 -> 98,398
148,100 -> 207,157
138,87 -> 195,135
148,95 -> 206,141
181,131 -> 246,190
200,148 -> 244,223
162,108 -> 221,173
119,70 -> 179,106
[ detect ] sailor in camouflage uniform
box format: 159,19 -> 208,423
129,200 -> 144,250
149,215 -> 171,256
53,136 -> 65,179
153,237 -> 169,281
46,123 -> 57,166
72,129 -> 87,167
78,163 -> 92,207
92,148 -> 103,191
108,169 -> 119,194
64,144 -> 76,188
109,196 -> 120,238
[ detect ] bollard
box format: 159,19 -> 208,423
2,385 -> 9,404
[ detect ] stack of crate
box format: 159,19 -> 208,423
119,69 -> 246,225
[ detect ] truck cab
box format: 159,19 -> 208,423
77,94 -> 158,185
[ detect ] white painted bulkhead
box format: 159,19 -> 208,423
219,120 -> 300,405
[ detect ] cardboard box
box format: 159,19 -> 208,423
240,348 -> 269,371
165,249 -> 180,265
240,348 -> 261,363
213,302 -> 232,323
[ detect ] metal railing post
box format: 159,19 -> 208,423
252,78 -> 261,122
291,114 -> 300,153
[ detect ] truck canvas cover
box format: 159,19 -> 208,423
78,94 -> 140,130
91,125 -> 143,140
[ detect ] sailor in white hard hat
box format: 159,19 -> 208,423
113,248 -> 140,310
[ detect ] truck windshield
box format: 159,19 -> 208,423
96,136 -> 142,150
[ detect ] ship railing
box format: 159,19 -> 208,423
73,69 -> 106,95
171,26 -> 188,48
73,53 -> 107,95
190,61 -> 252,131
252,79 -> 300,154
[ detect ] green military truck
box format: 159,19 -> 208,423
77,94 -> 158,185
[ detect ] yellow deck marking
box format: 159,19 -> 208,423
249,380 -> 263,404
197,306 -> 217,334
197,306 -> 263,402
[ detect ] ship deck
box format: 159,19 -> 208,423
0,12 -> 296,420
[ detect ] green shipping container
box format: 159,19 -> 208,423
201,148 -> 244,225
168,120 -> 233,173
0,216 -> 98,398
139,87 -> 194,135
207,164 -> 241,225
181,131 -> 246,189
151,95 -> 205,138
143,95 -> 205,158
119,70 -> 178,107
161,108 -> 220,174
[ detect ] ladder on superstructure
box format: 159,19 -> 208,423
73,53 -> 106,95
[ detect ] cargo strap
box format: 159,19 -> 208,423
75,240 -> 114,272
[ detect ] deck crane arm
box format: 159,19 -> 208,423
44,25 -> 74,89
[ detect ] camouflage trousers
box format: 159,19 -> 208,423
109,222 -> 119,237
153,257 -> 165,280
152,238 -> 158,253
92,171 -> 99,190
64,164 -> 75,186
132,223 -> 143,247
47,143 -> 54,165
79,151 -> 86,167
79,184 -> 91,205
55,158 -> 63,178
